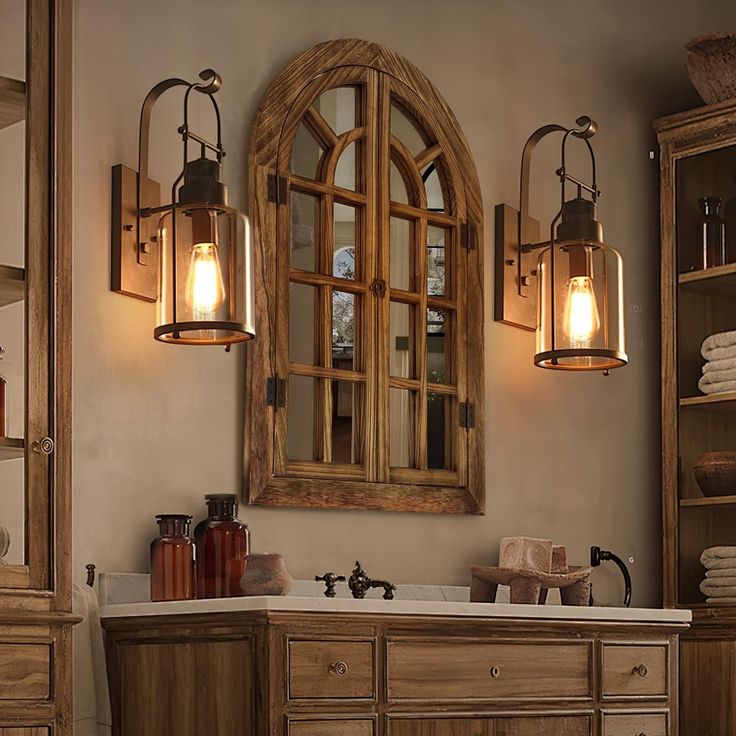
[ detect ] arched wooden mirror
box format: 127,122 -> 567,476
245,39 -> 484,513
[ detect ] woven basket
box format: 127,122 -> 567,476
686,33 -> 736,104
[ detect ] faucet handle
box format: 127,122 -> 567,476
315,572 -> 346,598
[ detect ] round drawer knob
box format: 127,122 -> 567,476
489,666 -> 500,678
632,663 -> 648,677
32,436 -> 54,455
329,661 -> 348,676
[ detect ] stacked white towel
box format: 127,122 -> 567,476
700,546 -> 736,603
699,331 -> 736,395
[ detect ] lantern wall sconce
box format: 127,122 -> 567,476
111,68 -> 255,346
494,116 -> 626,372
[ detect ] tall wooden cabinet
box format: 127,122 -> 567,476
656,100 -> 736,735
0,0 -> 74,733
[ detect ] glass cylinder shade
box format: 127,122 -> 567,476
155,203 -> 255,345
535,240 -> 627,370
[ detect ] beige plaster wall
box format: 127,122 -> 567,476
72,0 -> 736,605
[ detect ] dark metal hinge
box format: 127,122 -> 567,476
266,376 -> 286,408
461,222 -> 477,251
459,401 -> 475,429
267,174 -> 287,205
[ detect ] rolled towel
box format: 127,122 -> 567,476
703,356 -> 736,374
700,582 -> 736,597
698,378 -> 736,395
706,568 -> 736,578
702,330 -> 736,360
707,597 -> 736,604
701,546 -> 736,568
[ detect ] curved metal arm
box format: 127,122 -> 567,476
591,545 -> 632,607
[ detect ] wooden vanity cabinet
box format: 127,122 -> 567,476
102,610 -> 685,736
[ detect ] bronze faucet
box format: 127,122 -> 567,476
315,572 -> 346,598
348,561 -> 396,600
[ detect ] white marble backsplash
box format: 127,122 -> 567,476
96,572 -> 515,606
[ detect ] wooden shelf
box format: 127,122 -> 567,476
680,392 -> 736,411
0,76 -> 25,131
681,495 -> 736,508
0,264 -> 25,307
0,437 -> 24,461
679,262 -> 736,296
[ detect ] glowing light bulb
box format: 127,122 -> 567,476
563,275 -> 600,344
185,243 -> 225,316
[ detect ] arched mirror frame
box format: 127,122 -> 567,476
244,39 -> 484,513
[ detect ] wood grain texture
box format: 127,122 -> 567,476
390,719 -> 494,736
600,644 -> 667,699
387,640 -> 591,701
245,39 -> 484,514
288,640 -> 375,700
289,720 -> 374,736
0,729 -> 50,736
601,711 -> 667,736
495,717 -> 591,736
0,643 -> 50,700
0,265 -> 25,307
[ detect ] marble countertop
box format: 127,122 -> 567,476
99,594 -> 692,623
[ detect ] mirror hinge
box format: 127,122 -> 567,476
267,174 -> 287,205
461,222 -> 477,251
459,401 -> 475,429
266,376 -> 286,407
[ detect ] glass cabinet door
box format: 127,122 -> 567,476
674,143 -> 736,606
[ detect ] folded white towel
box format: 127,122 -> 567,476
698,378 -> 736,395
701,576 -> 736,587
700,367 -> 736,385
701,582 -> 736,597
707,597 -> 736,604
703,357 -> 736,374
701,546 -> 736,568
702,331 -> 736,360
706,568 -> 736,578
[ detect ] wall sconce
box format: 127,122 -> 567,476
111,69 -> 255,346
495,116 -> 626,372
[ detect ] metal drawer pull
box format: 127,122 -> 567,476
489,666 -> 500,678
632,663 -> 648,677
32,436 -> 54,455
328,661 -> 348,676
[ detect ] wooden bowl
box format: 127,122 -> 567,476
694,452 -> 736,497
686,33 -> 736,104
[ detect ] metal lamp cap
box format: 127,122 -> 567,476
178,157 -> 228,206
556,197 -> 603,244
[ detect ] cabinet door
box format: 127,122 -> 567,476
389,719 -> 492,736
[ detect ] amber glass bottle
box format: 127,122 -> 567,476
150,514 -> 196,602
194,494 -> 250,599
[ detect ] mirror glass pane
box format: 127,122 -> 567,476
287,375 -> 316,461
291,191 -> 317,271
427,308 -> 450,384
333,203 -> 357,280
315,87 -> 356,136
332,290 -> 355,371
390,301 -> 412,379
390,161 -> 409,205
390,388 -> 415,468
390,216 -> 412,291
331,380 -> 362,464
289,283 -> 317,365
334,141 -> 357,191
0,0 -> 27,565
391,103 -> 426,156
291,122 -> 323,180
427,392 -> 451,470
427,225 -> 447,296
422,161 -> 446,212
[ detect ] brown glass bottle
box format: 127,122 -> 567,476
194,494 -> 250,599
699,196 -> 726,269
0,346 -> 6,439
150,514 -> 196,602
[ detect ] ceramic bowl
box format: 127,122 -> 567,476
686,33 -> 736,105
694,451 -> 736,497
240,553 -> 293,596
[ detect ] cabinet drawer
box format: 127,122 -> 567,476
288,640 -> 374,700
496,716 -> 592,736
0,643 -> 50,700
601,644 -> 668,698
387,640 -> 591,701
602,712 -> 667,736
289,720 -> 373,736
